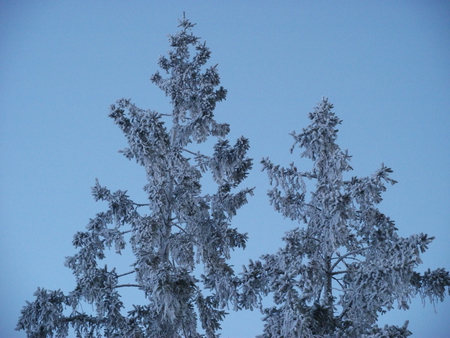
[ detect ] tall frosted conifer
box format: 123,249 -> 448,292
239,98 -> 449,338
17,17 -> 253,338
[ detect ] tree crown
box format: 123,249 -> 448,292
17,16 -> 253,338
239,98 -> 449,338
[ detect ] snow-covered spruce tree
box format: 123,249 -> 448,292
239,98 -> 449,338
17,17 -> 253,338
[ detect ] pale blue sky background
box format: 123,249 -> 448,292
1,1 -> 449,337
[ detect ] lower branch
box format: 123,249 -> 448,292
116,284 -> 140,288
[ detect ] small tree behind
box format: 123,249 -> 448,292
17,17 -> 253,338
239,98 -> 449,337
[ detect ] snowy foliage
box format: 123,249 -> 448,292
17,16 -> 253,338
238,98 -> 450,338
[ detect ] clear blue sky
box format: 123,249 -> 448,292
1,1 -> 449,337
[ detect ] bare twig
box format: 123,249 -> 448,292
182,148 -> 197,156
331,247 -> 369,271
117,270 -> 135,278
